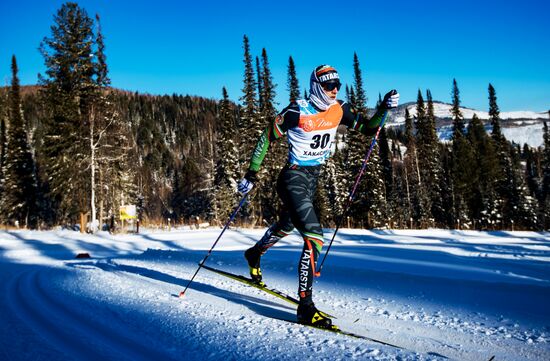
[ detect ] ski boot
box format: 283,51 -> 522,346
244,245 -> 265,286
297,302 -> 338,330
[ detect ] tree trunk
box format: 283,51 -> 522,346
80,212 -> 85,233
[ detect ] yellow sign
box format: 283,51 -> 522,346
119,205 -> 137,220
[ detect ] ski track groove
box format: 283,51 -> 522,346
7,269 -> 178,361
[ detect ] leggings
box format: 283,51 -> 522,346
255,165 -> 323,304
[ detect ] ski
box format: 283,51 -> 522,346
201,264 -> 338,319
201,264 -> 301,305
269,317 -> 450,359
269,315 -> 401,346
200,265 -> 450,359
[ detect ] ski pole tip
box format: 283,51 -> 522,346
179,291 -> 186,298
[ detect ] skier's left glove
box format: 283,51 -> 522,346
237,170 -> 257,195
382,90 -> 400,109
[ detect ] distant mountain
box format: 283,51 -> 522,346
384,102 -> 549,148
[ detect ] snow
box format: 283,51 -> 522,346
1,228 -> 549,361
435,121 -> 545,147
394,103 -> 549,123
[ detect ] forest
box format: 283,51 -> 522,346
1,2 -> 549,232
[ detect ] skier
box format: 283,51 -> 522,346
237,65 -> 399,329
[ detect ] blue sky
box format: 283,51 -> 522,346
0,0 -> 549,112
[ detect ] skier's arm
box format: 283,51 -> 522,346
340,90 -> 399,136
242,103 -> 299,183
340,103 -> 388,136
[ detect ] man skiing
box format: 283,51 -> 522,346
237,64 -> 399,329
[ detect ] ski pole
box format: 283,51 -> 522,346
179,193 -> 248,297
316,101 -> 393,276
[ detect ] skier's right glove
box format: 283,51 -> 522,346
237,170 -> 257,195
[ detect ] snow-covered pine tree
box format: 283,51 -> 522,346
287,56 -> 300,103
523,144 -> 540,201
212,87 -> 239,223
451,79 -> 464,133
0,56 -> 39,228
238,35 -> 259,173
376,92 -> 393,205
541,121 -> 550,228
488,83 -> 514,228
404,107 -> 414,147
438,142 -> 455,227
345,53 -> 386,228
402,107 -> 418,227
38,2 -> 97,226
93,14 -> 137,231
378,127 -> 393,223
255,56 -> 264,112
258,48 -> 285,224
0,87 -> 7,207
508,145 -> 539,229
466,114 -> 500,229
412,90 -> 432,226
238,35 -> 260,224
449,81 -> 475,228
321,147 -> 346,227
424,89 -> 446,226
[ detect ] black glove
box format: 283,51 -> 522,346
382,90 -> 400,109
237,170 -> 257,195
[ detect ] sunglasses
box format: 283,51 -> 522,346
321,81 -> 341,91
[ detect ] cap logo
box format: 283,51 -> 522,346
318,72 -> 339,83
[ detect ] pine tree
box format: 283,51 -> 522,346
38,2 -> 97,225
466,114 -> 500,228
451,79 -> 464,135
92,13 -> 136,231
287,56 -> 300,102
401,107 -> 417,226
541,121 -> 550,228
489,84 -> 503,143
449,81 -> 475,228
255,56 -> 264,111
412,90 -> 432,226
424,89 -> 446,226
488,83 -> 513,228
321,149 -> 346,226
523,144 -> 540,201
213,87 -> 239,223
258,48 -> 283,223
346,53 -> 386,228
508,145 -> 538,229
0,56 -> 38,228
0,88 -> 7,206
237,35 -> 260,224
404,107 -> 414,148
352,52 -> 367,113
378,127 -> 393,206
238,35 -> 259,171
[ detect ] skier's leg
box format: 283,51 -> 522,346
276,167 -> 332,328
245,205 -> 294,284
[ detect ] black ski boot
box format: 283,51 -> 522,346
297,302 -> 338,330
244,245 -> 264,286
